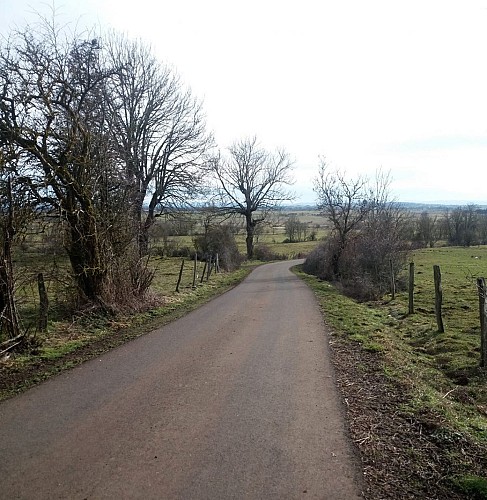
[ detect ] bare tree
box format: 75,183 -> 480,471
104,35 -> 212,256
313,159 -> 370,277
0,133 -> 45,357
311,163 -> 410,299
197,202 -> 228,236
0,18 -> 149,308
477,210 -> 487,245
445,205 -> 479,247
210,137 -> 294,259
0,148 -> 33,341
284,214 -> 308,242
357,171 -> 411,296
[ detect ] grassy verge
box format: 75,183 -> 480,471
295,247 -> 487,498
297,247 -> 487,443
299,268 -> 487,435
0,259 -> 254,402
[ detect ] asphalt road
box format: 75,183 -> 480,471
0,260 -> 362,499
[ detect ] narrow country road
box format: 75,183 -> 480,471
0,260 -> 362,499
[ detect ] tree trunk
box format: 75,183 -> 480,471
138,189 -> 158,257
65,212 -> 106,304
0,254 -> 21,339
0,177 -> 21,339
246,216 -> 255,259
138,223 -> 150,258
125,178 -> 151,258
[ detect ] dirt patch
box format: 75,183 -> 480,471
328,333 -> 487,499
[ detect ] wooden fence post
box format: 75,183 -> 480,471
200,260 -> 207,284
206,255 -> 212,281
192,253 -> 197,288
477,277 -> 487,368
176,259 -> 185,292
433,265 -> 444,333
408,262 -> 414,314
37,272 -> 48,333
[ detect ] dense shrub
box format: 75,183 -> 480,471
253,244 -> 287,262
304,229 -> 409,302
302,241 -> 332,278
193,225 -> 243,271
312,165 -> 411,301
338,235 -> 404,301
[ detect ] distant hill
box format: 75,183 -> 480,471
283,201 -> 487,213
280,203 -> 316,211
399,201 -> 487,212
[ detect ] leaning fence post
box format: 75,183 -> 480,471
200,260 -> 207,284
206,254 -> 212,281
477,277 -> 487,368
433,265 -> 444,333
408,262 -> 414,314
176,259 -> 185,293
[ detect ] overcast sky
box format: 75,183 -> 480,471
2,0 -> 487,204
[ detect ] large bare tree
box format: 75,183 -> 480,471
0,19 -> 148,308
104,35 -> 212,256
210,137 -> 294,259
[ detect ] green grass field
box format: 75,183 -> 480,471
151,227 -> 328,262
